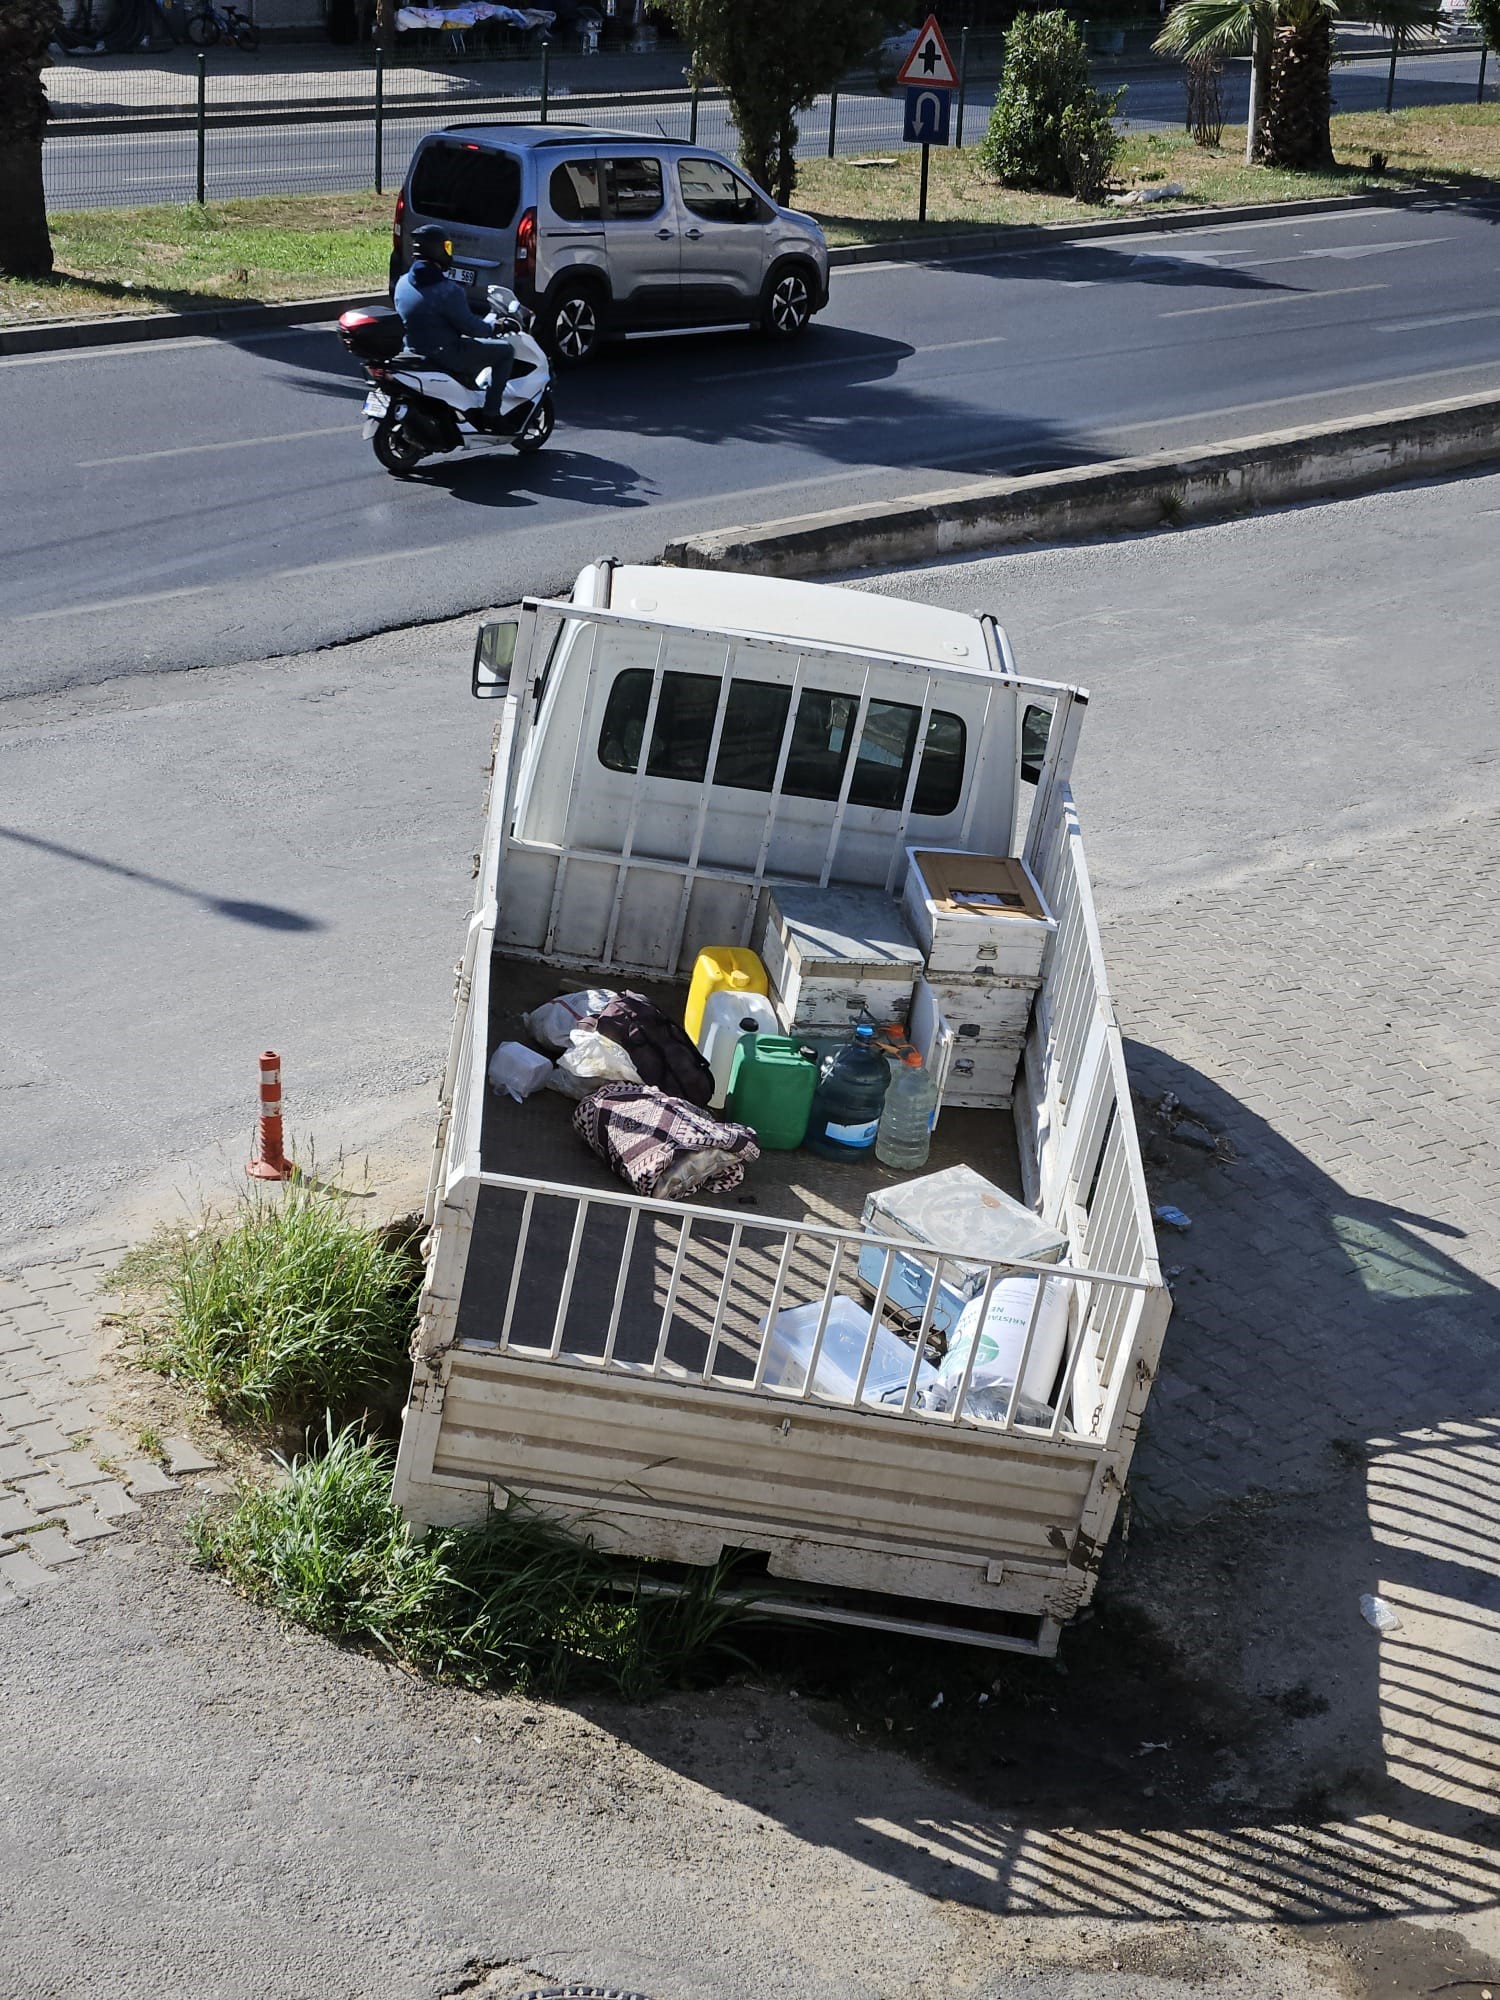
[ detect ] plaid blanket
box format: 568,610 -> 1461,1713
573,1084 -> 760,1199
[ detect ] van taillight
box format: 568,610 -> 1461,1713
515,206 -> 537,274
392,190 -> 405,256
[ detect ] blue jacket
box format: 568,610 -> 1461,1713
393,259 -> 494,368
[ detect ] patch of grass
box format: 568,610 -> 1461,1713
136,1425 -> 166,1461
793,103 -> 1500,240
2,189 -> 389,325
139,1179 -> 419,1427
193,1423 -> 746,1698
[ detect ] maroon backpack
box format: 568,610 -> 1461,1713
595,992 -> 715,1108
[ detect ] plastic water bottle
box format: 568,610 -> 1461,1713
875,1051 -> 938,1170
804,1025 -> 892,1161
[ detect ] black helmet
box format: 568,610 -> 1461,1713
412,224 -> 453,266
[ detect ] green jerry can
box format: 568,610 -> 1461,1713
726,1032 -> 818,1151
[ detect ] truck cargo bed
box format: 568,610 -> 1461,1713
455,954 -> 1024,1374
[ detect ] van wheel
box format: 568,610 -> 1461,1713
543,284 -> 602,367
761,265 -> 814,340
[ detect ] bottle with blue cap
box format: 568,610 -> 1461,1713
804,1024 -> 892,1161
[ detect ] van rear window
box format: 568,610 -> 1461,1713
599,670 -> 966,817
410,141 -> 521,228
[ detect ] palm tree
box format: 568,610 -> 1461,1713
0,0 -> 63,277
1156,0 -> 1441,169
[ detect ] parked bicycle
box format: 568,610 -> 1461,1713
185,1 -> 260,50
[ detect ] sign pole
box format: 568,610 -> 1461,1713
919,141 -> 930,224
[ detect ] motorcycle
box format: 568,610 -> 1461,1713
337,286 -> 555,477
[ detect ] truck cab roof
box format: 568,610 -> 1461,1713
599,564 -> 1001,675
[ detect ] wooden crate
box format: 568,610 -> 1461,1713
755,883 -> 924,1033
903,849 -> 1056,980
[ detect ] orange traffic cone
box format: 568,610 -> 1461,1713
247,1049 -> 293,1181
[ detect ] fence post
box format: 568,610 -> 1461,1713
374,48 -> 385,194
1385,27 -> 1401,112
827,86 -> 839,158
955,24 -> 970,147
689,82 -> 699,143
540,39 -> 549,122
195,51 -> 206,206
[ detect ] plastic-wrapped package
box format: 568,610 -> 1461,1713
486,1041 -> 554,1103
524,989 -> 617,1052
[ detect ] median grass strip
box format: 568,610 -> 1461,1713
799,106 -> 1500,241
2,190 -> 389,325
5,103 -> 1496,327
135,1179 -> 420,1427
193,1422 -> 747,1697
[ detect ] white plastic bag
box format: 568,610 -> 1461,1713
487,1041 -> 554,1103
524,988 -> 617,1052
545,1028 -> 642,1100
560,1030 -> 640,1085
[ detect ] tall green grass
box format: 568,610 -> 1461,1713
193,1425 -> 745,1698
142,1181 -> 419,1425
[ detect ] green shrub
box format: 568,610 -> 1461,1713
1060,95 -> 1123,203
981,10 -> 1123,200
194,1424 -> 745,1698
142,1181 -> 419,1425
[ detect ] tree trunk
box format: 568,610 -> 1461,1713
775,114 -> 798,205
0,135 -> 53,277
738,113 -> 776,197
1259,12 -> 1335,170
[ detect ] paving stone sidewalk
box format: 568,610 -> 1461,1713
0,1246 -> 213,1608
1111,805 -> 1500,1526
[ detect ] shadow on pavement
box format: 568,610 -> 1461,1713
576,1043 -> 1500,1954
0,826 -> 324,932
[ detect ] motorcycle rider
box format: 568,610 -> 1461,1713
393,223 -> 514,427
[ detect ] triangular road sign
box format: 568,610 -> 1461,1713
895,13 -> 959,89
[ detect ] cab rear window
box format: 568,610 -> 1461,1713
599,670 -> 966,817
410,141 -> 521,229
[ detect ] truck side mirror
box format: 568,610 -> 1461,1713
472,617 -> 519,698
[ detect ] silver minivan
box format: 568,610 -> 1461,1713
392,125 -> 830,365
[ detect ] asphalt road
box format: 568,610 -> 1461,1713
5,198 -> 1500,697
42,51 -> 1496,209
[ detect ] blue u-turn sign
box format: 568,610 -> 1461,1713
904,85 -> 953,145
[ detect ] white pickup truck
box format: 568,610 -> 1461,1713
392,560 -> 1171,1655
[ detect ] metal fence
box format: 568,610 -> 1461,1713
42,27 -> 1494,213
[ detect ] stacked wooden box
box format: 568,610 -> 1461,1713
901,849 -> 1056,1112
754,884 -> 925,1042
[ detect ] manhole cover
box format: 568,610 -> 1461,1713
520,1990 -> 654,1999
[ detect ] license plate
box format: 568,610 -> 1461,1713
362,389 -> 389,416
452,265 -> 478,287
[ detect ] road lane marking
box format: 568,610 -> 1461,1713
17,584 -> 222,622
1158,283 -> 1387,318
1376,307 -> 1500,332
18,542 -> 474,622
79,422 -> 359,467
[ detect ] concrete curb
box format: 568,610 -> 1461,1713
661,391 -> 1500,577
0,291 -> 386,356
3,189 -> 1417,358
822,190 -> 1405,269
